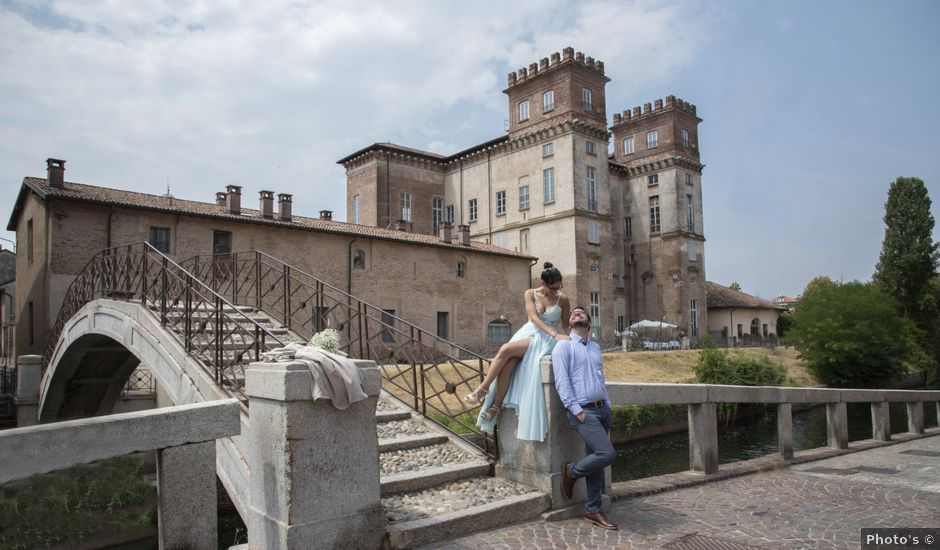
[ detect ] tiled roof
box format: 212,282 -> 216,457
8,177 -> 533,259
705,281 -> 785,310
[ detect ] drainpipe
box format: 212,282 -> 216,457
106,209 -> 113,248
347,238 -> 357,300
385,152 -> 391,228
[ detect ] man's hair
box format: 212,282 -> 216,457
572,305 -> 591,322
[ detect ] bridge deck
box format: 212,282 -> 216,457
429,430 -> 940,549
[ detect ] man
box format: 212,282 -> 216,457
551,306 -> 618,530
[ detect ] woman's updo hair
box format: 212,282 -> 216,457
540,262 -> 562,285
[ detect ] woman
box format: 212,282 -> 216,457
464,262 -> 570,441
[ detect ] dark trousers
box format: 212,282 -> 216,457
567,404 -> 615,513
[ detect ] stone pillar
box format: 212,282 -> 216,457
826,402 -> 848,450
688,402 -> 718,474
936,402 -> 940,428
777,403 -> 793,460
245,359 -> 383,550
871,402 -> 890,441
496,358 -> 604,518
14,355 -> 41,427
157,441 -> 217,550
906,402 -> 924,434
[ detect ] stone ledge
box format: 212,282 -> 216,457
378,433 -> 449,453
381,462 -> 490,496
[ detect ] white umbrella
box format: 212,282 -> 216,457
628,319 -> 678,330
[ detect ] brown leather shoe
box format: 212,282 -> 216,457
561,462 -> 575,499
584,511 -> 618,530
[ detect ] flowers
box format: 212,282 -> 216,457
308,328 -> 343,354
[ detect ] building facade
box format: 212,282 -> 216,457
7,159 -> 534,357
341,47 -> 707,342
706,281 -> 786,344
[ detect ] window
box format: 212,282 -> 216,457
518,100 -> 529,122
543,168 -> 555,203
468,199 -> 477,222
493,232 -> 509,248
623,137 -> 635,155
543,90 -> 554,112
689,241 -> 698,261
690,299 -> 699,338
520,228 -> 529,252
590,292 -> 600,337
649,197 -> 661,234
381,309 -> 396,343
519,185 -> 530,210
445,204 -> 454,224
737,324 -> 744,338
617,315 -> 625,333
26,219 -> 33,263
487,319 -> 512,346
352,194 -> 361,224
542,142 -> 554,157
352,249 -> 365,269
687,194 -> 694,232
588,221 -> 600,244
456,261 -> 466,278
686,173 -> 693,185
437,312 -> 449,341
647,130 -> 658,148
648,174 -> 659,185
213,231 -> 232,255
681,129 -> 690,148
586,167 -> 597,212
149,227 -> 170,254
586,141 -> 596,155
582,88 -> 593,112
624,216 -> 632,239
433,197 -> 443,234
496,191 -> 506,215
400,192 -> 412,222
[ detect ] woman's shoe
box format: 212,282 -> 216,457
479,405 -> 501,421
463,387 -> 487,405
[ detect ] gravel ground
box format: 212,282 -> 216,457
382,476 -> 537,523
380,443 -> 479,475
377,419 -> 430,440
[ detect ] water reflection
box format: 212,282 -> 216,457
613,401 -> 937,482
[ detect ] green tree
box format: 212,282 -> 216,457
728,281 -> 742,291
800,275 -> 834,303
787,281 -> 911,387
873,176 -> 939,322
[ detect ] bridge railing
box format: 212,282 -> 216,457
44,243 -> 286,403
180,250 -> 498,459
608,383 -> 940,473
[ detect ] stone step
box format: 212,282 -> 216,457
378,433 -> 449,453
377,410 -> 412,423
381,461 -> 490,496
382,477 -> 550,549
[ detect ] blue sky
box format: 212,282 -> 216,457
1,0 -> 938,300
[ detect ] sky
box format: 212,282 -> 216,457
1,0 -> 938,300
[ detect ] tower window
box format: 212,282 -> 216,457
686,173 -> 693,185
690,298 -> 699,338
468,199 -> 478,222
649,196 -> 661,234
400,192 -> 412,222
681,129 -> 690,148
687,194 -> 694,232
590,292 -> 600,336
446,204 -> 454,224
647,130 -> 658,148
582,88 -> 593,112
433,197 -> 443,234
624,216 -> 632,239
496,191 -> 506,215
519,185 -> 530,210
648,174 -> 659,185
543,168 -> 555,204
543,90 -> 554,112
542,142 -> 554,157
623,137 -> 635,155
689,240 -> 698,261
588,221 -> 600,244
352,194 -> 361,224
518,100 -> 529,122
586,167 -> 597,212
586,141 -> 596,155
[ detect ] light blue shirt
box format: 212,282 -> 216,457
550,332 -> 610,416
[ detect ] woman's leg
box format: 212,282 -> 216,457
480,355 -> 521,420
466,339 -> 531,403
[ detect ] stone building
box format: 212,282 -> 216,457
706,281 -> 785,344
6,159 -> 534,357
340,47 -> 707,342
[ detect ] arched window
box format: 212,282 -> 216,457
487,319 -> 512,346
456,260 -> 466,278
750,317 -> 760,336
352,249 -> 365,269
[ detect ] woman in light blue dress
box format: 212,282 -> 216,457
464,263 -> 570,442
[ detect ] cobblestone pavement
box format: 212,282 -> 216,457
427,434 -> 940,549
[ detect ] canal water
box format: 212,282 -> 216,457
612,401 -> 939,482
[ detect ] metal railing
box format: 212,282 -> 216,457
43,243 -> 286,403
181,251 -> 497,459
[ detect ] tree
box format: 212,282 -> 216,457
800,276 -> 834,303
873,176 -> 939,322
728,281 -> 742,291
787,281 -> 911,387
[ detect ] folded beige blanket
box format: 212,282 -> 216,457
261,343 -> 368,409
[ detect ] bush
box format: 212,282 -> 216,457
693,347 -> 787,387
610,403 -> 685,434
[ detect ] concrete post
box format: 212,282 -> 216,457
157,441 -> 218,550
688,402 -> 718,474
906,402 -> 924,434
777,403 -> 793,460
13,355 -> 41,427
936,402 -> 940,428
826,402 -> 848,450
496,358 -> 596,518
245,359 -> 384,550
871,402 -> 890,441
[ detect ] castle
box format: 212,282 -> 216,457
339,47 -> 707,340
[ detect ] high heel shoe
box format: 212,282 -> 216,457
479,405 -> 501,421
463,387 -> 487,405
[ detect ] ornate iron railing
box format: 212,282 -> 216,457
181,251 -> 497,459
43,243 -> 285,403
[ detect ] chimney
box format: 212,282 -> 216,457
458,224 -> 470,246
225,185 -> 242,215
215,192 -> 226,206
259,190 -> 274,219
46,158 -> 65,189
277,193 -> 292,222
319,210 -> 333,221
439,221 -> 453,244
396,219 -> 407,231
